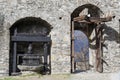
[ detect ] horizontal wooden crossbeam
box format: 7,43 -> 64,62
11,35 -> 51,42
73,15 -> 115,23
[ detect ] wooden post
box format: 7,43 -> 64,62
44,43 -> 48,73
97,25 -> 103,73
95,24 -> 103,73
12,28 -> 17,74
48,41 -> 51,74
95,26 -> 99,72
71,21 -> 75,72
98,28 -> 103,73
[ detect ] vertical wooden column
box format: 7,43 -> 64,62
98,27 -> 103,73
95,26 -> 99,72
44,43 -> 48,73
95,24 -> 103,73
71,21 -> 75,73
48,41 -> 51,74
12,28 -> 17,74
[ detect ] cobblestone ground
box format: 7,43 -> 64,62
0,71 -> 120,80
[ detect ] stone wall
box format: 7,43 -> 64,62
0,13 -> 9,76
0,0 -> 120,76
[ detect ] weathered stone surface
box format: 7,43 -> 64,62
0,0 -> 119,76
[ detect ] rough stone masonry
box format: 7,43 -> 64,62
0,0 -> 120,76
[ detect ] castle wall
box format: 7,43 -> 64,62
0,0 -> 120,76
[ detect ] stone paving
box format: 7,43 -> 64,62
0,0 -> 120,76
0,71 -> 120,80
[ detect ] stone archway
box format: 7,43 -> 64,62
71,4 -> 103,73
9,17 -> 52,75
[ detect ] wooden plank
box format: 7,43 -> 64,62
71,21 -> 75,72
73,15 -> 115,23
11,36 -> 51,42
44,43 -> 48,65
48,42 -> 51,74
95,25 -> 103,73
95,27 -> 99,72
97,28 -> 103,73
74,15 -> 87,21
17,54 -> 43,56
44,43 -> 48,73
12,28 -> 17,74
13,42 -> 17,73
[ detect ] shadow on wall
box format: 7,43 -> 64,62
89,23 -> 120,50
103,24 -> 120,44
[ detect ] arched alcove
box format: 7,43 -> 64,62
10,17 -> 52,35
71,4 -> 102,20
71,4 -> 103,73
9,17 -> 52,75
71,3 -> 103,37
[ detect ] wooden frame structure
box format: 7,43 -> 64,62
71,15 -> 114,73
10,28 -> 51,75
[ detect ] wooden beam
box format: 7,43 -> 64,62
73,15 -> 115,23
13,42 -> 17,73
95,24 -> 103,73
97,27 -> 103,73
44,43 -> 48,73
71,21 -> 75,72
12,28 -> 17,74
11,36 -> 51,42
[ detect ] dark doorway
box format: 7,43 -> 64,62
9,17 -> 52,75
